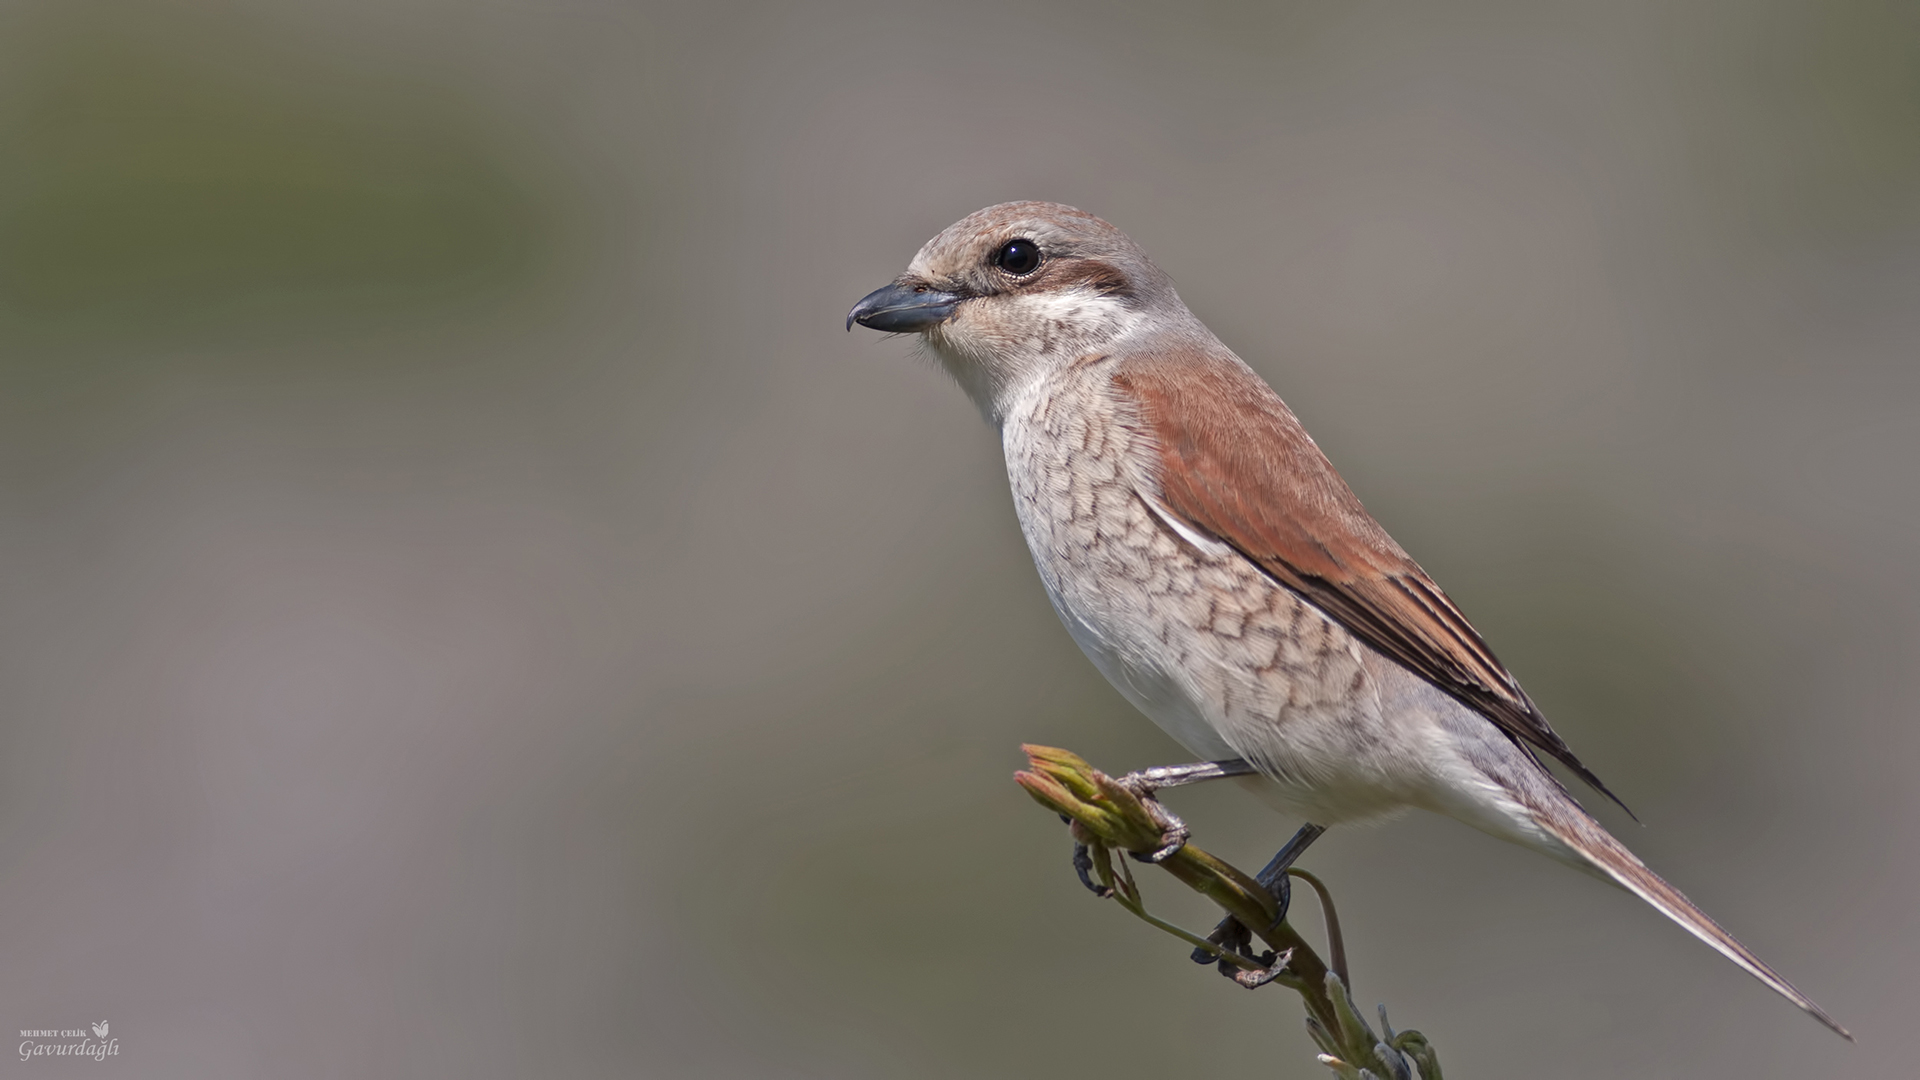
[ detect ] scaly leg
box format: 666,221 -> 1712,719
1068,759 -> 1259,892
1191,823 -> 1327,970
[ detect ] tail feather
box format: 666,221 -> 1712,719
1534,809 -> 1852,1041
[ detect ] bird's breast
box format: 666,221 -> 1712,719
997,364 -> 1433,823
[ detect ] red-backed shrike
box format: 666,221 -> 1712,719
849,201 -> 1846,1038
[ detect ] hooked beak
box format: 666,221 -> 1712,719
846,281 -> 963,333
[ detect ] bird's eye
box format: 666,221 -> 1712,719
994,238 -> 1042,276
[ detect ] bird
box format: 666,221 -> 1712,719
847,200 -> 1848,1039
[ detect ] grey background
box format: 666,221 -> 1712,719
1,0 -> 1915,1075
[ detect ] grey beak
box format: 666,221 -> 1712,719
846,281 -> 963,333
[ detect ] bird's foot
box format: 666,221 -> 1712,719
1187,906 -> 1295,987
1056,759 -> 1253,894
1192,868 -> 1292,969
1231,947 -> 1294,989
1113,773 -> 1190,863
1191,908 -> 1251,968
1189,822 -> 1327,983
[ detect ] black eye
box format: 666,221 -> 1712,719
994,238 -> 1042,276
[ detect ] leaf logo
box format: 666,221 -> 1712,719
91,1022 -> 108,1039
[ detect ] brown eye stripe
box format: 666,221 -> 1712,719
1027,256 -> 1135,300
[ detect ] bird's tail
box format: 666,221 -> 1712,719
1531,804 -> 1851,1041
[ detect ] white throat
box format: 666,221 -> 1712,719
922,287 -> 1145,428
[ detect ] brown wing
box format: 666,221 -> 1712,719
1113,351 -> 1628,813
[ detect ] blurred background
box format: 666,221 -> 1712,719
1,0 -> 1915,1075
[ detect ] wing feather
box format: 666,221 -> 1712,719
1112,351 -> 1629,813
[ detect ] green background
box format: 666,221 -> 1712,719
0,1 -> 1914,1075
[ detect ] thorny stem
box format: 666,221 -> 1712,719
1016,744 -> 1440,1080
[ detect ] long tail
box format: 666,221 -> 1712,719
1532,805 -> 1852,1041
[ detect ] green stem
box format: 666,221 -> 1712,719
1015,745 -> 1440,1078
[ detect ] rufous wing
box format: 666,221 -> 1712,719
1112,351 -> 1628,813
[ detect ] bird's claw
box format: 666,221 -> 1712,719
1192,912 -> 1255,968
1192,866 -> 1292,975
1113,776 -> 1191,863
1126,823 -> 1190,864
1063,778 -> 1189,892
1189,915 -> 1293,987
1231,947 -> 1294,989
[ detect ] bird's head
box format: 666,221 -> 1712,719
848,201 -> 1197,424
